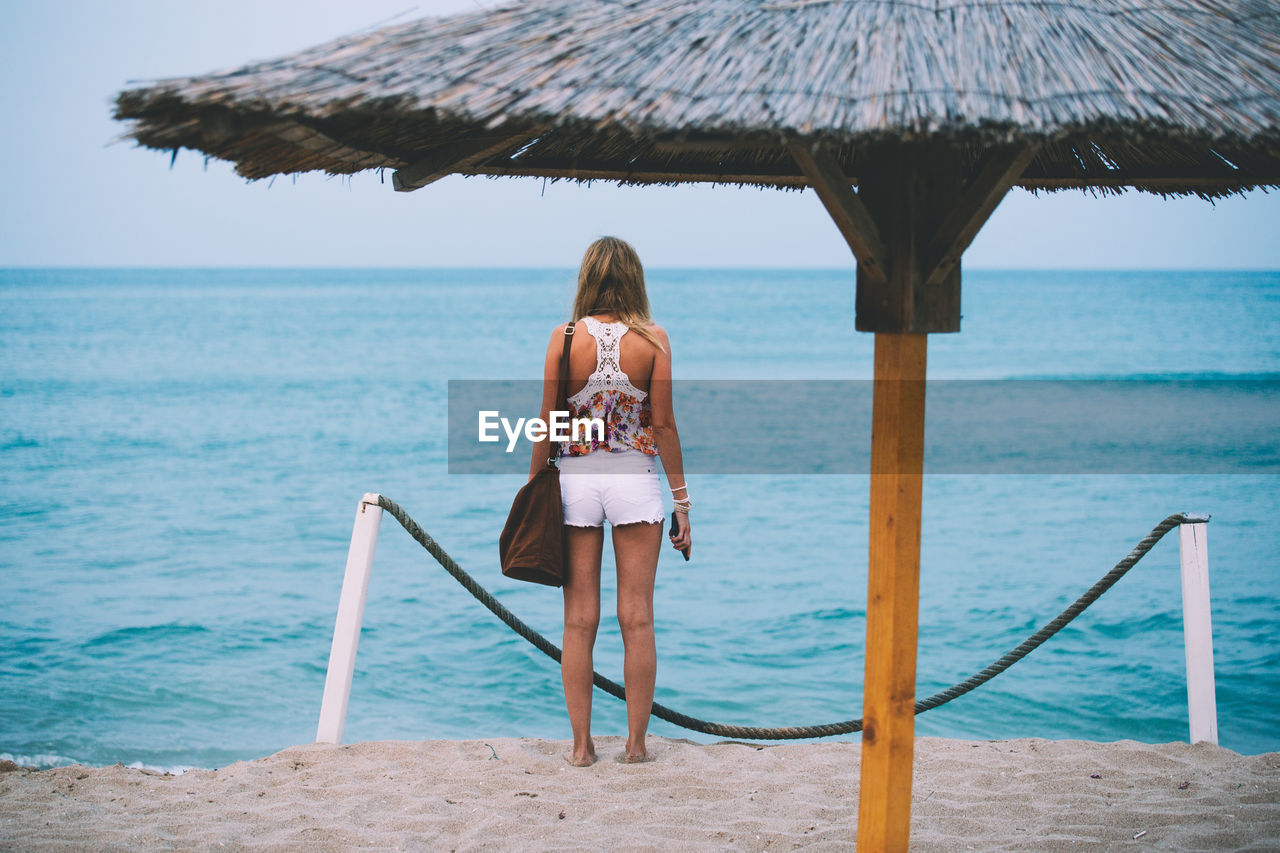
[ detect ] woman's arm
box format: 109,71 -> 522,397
647,326 -> 691,550
529,324 -> 570,479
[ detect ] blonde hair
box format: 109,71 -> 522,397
571,237 -> 666,352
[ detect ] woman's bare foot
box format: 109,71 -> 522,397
617,740 -> 654,764
565,739 -> 596,767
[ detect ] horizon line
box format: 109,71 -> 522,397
2,265 -> 1278,273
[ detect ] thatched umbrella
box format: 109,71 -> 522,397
114,1 -> 1280,848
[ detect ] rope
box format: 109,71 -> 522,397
375,495 -> 1199,740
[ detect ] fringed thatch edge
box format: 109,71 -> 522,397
115,103 -> 1280,202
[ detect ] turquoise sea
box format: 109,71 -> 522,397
1,267 -> 1278,772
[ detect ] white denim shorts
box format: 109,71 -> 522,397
559,449 -> 665,528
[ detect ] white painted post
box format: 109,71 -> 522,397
316,493 -> 384,744
1177,513 -> 1217,745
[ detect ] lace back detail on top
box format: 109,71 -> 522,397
568,317 -> 647,405
561,317 -> 656,457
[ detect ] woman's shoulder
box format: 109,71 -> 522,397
543,320 -> 583,356
639,322 -> 671,351
548,319 -> 584,338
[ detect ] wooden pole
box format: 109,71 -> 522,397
858,333 -> 928,852
317,492 -> 384,744
1177,515 -> 1218,745
790,139 -> 1031,849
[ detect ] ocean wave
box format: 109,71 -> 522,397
0,751 -> 82,770
81,623 -> 211,650
1,751 -> 206,774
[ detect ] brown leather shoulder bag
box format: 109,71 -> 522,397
498,322 -> 575,586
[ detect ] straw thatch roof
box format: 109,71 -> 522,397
115,0 -> 1280,199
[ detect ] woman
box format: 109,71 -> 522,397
527,236 -> 691,766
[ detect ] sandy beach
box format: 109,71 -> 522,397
2,736 -> 1276,851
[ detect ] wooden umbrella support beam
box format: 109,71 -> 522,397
792,138 -> 1032,850
925,143 -> 1040,286
788,142 -> 888,285
861,332 -> 927,849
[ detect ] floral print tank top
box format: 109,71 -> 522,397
559,317 -> 657,457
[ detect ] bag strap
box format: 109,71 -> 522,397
548,322 -> 575,468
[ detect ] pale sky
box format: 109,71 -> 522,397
1,0 -> 1276,269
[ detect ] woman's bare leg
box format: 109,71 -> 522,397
562,525 -> 603,765
612,520 -> 662,760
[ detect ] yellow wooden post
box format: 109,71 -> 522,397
858,333 -> 927,851
791,138 -> 1030,850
